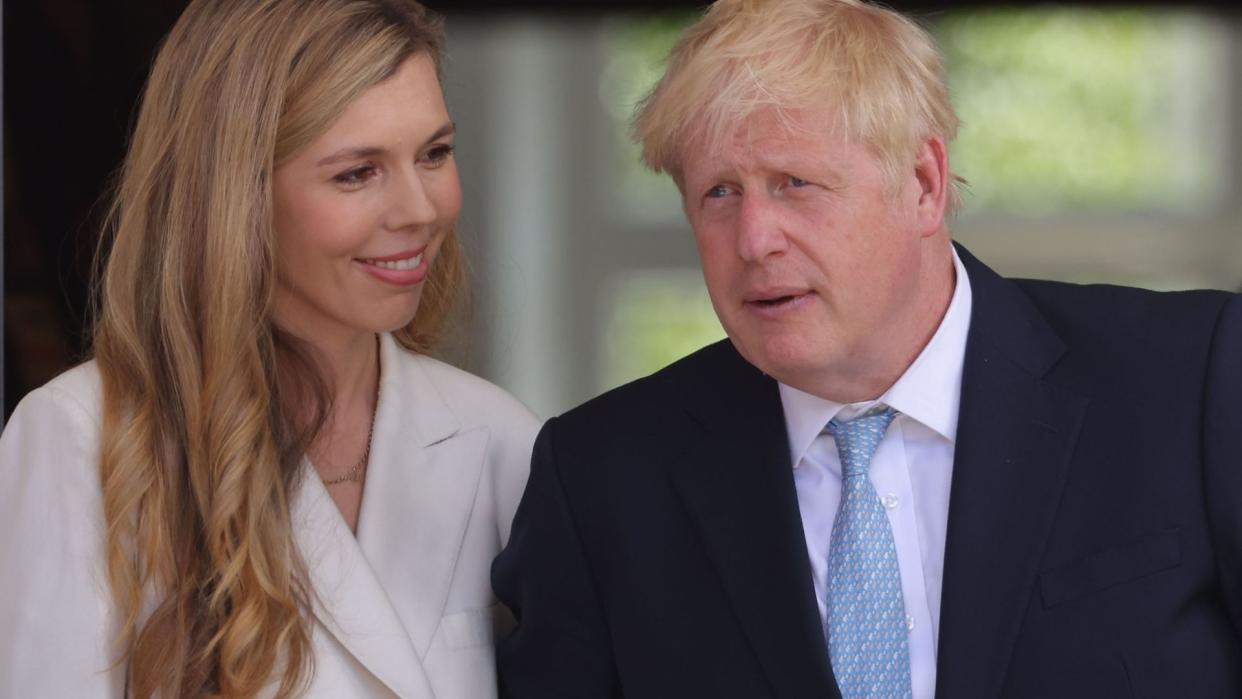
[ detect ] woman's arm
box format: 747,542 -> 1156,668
0,374 -> 127,697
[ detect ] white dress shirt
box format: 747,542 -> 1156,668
779,249 -> 972,699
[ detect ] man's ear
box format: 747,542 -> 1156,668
912,136 -> 949,237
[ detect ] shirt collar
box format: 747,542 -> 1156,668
778,247 -> 973,468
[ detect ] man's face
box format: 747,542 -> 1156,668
680,107 -> 939,399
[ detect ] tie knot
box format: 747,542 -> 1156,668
826,407 -> 898,477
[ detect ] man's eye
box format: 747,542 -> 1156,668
789,176 -> 810,188
333,166 -> 377,186
706,185 -> 731,199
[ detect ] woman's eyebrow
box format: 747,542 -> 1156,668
423,122 -> 456,146
314,123 -> 455,167
316,146 -> 385,168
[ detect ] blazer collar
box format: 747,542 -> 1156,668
670,343 -> 841,699
293,334 -> 482,698
293,472 -> 436,699
356,334 -> 489,655
936,244 -> 1089,698
373,332 -> 458,449
954,243 -> 1066,376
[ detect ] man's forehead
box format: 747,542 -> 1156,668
681,106 -> 852,173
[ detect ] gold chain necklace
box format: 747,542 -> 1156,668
322,354 -> 379,487
321,412 -> 374,486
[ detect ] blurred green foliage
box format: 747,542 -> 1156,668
602,272 -> 725,389
603,8 -> 1221,216
600,14 -> 698,204
940,8 -> 1219,214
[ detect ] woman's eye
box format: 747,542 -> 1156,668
789,176 -> 810,188
423,144 -> 456,167
333,165 -> 378,186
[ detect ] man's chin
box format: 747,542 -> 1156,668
732,334 -> 827,385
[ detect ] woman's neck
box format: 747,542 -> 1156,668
298,328 -> 379,533
314,330 -> 380,411
272,298 -> 380,411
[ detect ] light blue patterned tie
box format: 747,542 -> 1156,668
824,407 -> 912,699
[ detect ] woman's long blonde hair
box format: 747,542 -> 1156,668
92,1 -> 460,695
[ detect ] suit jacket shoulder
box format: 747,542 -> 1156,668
551,339 -> 759,456
1006,278 -> 1236,402
1015,278 -> 1233,354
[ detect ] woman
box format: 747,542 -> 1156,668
0,1 -> 537,697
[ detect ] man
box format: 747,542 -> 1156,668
492,0 -> 1242,697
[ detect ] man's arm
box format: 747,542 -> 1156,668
492,417 -> 622,698
1204,293 -> 1242,634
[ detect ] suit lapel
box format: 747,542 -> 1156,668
292,334 -> 482,699
668,345 -> 840,699
356,335 -> 486,656
292,471 -> 435,699
936,247 -> 1088,699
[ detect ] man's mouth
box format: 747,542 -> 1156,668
743,288 -> 815,315
753,294 -> 800,307
746,288 -> 811,304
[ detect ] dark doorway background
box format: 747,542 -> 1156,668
4,1 -> 189,419
4,0 -> 1239,419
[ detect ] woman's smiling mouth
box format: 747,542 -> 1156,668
355,249 -> 428,286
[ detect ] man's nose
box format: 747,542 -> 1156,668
736,192 -> 787,262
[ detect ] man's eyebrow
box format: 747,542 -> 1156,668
313,122 -> 456,167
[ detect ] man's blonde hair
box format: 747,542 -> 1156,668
634,0 -> 962,210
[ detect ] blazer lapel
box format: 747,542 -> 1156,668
668,344 -> 840,699
355,334 -> 486,656
292,473 -> 435,699
936,247 -> 1089,699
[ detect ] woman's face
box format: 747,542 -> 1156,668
272,53 -> 460,346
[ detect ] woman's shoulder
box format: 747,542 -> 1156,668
381,336 -> 540,440
386,348 -> 539,548
392,348 -> 540,434
0,362 -> 105,534
8,360 -> 103,433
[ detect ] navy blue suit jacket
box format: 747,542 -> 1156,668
493,247 -> 1242,698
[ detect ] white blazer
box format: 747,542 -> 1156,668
0,333 -> 539,698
